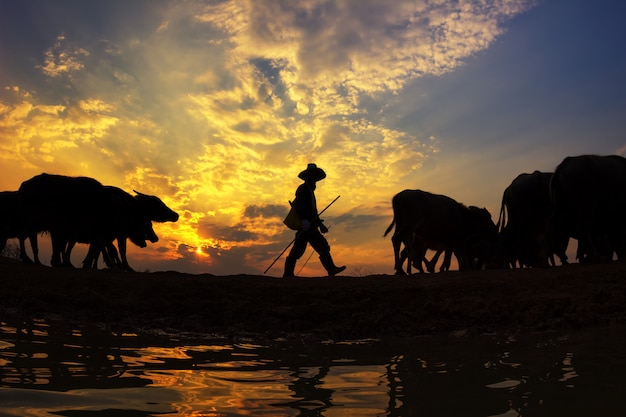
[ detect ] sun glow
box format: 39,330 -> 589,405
195,246 -> 209,258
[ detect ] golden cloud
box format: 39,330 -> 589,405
39,34 -> 90,78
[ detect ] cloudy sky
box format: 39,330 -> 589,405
1,0 -> 625,276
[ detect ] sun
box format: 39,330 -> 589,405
195,246 -> 209,258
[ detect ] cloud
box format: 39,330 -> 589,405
0,0 -> 536,274
199,0 -> 534,93
198,221 -> 259,244
243,204 -> 286,219
38,34 -> 90,78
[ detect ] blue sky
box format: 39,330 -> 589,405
1,0 -> 625,275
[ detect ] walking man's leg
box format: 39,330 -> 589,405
284,234 -> 307,277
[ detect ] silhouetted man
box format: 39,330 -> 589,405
284,163 -> 346,277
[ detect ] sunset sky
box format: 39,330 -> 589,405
1,0 -> 625,276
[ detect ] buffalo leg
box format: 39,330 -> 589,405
28,233 -> 41,264
16,233 -> 40,264
101,243 -> 115,269
441,250 -> 453,272
405,236 -> 426,275
82,243 -> 100,268
83,241 -> 114,269
391,232 -> 406,275
410,239 -> 429,273
401,246 -> 426,273
105,241 -> 124,269
116,238 -> 134,271
50,235 -> 68,267
17,236 -> 33,264
425,249 -> 443,273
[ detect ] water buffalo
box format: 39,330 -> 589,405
0,191 -> 38,263
547,154 -> 626,263
70,186 -> 160,270
111,188 -> 178,270
81,186 -> 178,271
496,171 -> 559,268
384,189 -> 498,275
18,173 -> 114,266
18,173 -> 179,269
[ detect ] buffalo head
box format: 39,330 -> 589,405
133,190 -> 179,222
128,219 -> 159,248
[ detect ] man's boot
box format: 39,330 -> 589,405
319,252 -> 346,276
283,256 -> 297,278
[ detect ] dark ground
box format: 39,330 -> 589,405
1,258 -> 626,343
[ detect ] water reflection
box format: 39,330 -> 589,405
0,319 -> 149,392
1,317 -> 625,416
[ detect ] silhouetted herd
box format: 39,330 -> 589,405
2,154 -> 624,274
0,173 -> 178,271
386,154 -> 626,274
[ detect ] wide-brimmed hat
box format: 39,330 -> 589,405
298,163 -> 327,181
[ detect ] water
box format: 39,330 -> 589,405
1,318 -> 625,417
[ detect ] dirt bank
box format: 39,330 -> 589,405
1,258 -> 626,342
